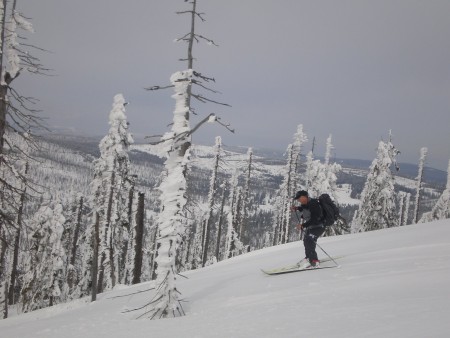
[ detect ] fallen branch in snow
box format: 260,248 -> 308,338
107,287 -> 155,299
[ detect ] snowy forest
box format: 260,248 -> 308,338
1,0 -> 450,320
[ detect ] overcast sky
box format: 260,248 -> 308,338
15,0 -> 450,170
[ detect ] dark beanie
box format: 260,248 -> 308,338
293,190 -> 308,199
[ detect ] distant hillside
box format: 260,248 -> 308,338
41,133 -> 447,187
336,158 -> 447,187
37,133 -> 445,228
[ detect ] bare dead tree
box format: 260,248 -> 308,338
136,0 -> 233,319
0,0 -> 49,277
91,212 -> 100,302
215,182 -> 227,261
132,192 -> 145,285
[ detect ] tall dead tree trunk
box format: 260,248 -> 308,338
215,182 -> 227,261
122,180 -> 134,284
413,147 -> 427,224
132,192 -> 144,285
142,0 -> 232,319
91,212 -> 100,302
0,0 -> 8,154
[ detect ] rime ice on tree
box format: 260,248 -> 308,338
420,159 -> 450,222
352,137 -> 400,232
90,94 -> 133,294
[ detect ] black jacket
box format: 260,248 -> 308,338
297,198 -> 323,228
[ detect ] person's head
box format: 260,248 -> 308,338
294,190 -> 309,205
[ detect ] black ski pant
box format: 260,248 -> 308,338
303,226 -> 325,262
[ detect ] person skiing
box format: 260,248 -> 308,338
291,190 -> 325,268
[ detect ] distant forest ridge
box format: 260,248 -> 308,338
40,133 -> 447,187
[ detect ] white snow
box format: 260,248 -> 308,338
2,220 -> 449,337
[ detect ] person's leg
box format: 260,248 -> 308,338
305,227 -> 325,263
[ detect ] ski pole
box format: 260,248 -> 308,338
316,242 -> 340,267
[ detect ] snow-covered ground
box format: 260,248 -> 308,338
335,184 -> 360,206
2,220 -> 449,338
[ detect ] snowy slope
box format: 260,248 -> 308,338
2,220 -> 450,338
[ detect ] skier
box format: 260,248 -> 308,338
291,190 -> 324,268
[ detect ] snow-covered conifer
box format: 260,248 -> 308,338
91,94 -> 133,293
149,69 -> 193,318
352,137 -> 400,232
225,169 -> 244,258
63,194 -> 85,292
201,136 -> 222,266
420,159 -> 450,222
215,182 -> 228,261
21,199 -> 67,312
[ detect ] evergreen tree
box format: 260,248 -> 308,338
420,159 -> 450,222
21,198 -> 67,312
91,94 -> 133,294
201,136 -> 222,266
225,169 -> 244,259
352,136 -> 400,232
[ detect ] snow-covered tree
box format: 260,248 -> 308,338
21,199 -> 67,312
7,160 -> 28,305
402,192 -> 411,225
71,216 -> 95,300
0,279 -> 7,318
324,134 -> 334,166
412,147 -> 427,224
352,137 -> 400,232
133,192 -> 145,284
215,182 -> 227,261
225,169 -> 244,259
238,147 -> 253,245
0,1 -> 46,234
142,0 -> 232,319
201,136 -> 222,266
274,125 -> 307,245
91,94 -> 133,294
63,194 -> 85,292
304,152 -> 341,201
420,159 -> 450,222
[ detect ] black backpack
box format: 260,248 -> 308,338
318,193 -> 340,226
